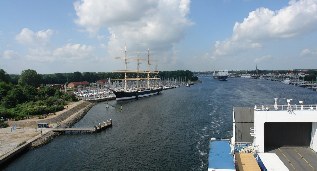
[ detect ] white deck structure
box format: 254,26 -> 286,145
232,99 -> 317,170
257,153 -> 289,171
252,99 -> 317,153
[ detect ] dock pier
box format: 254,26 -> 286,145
52,119 -> 112,134
0,119 -> 112,168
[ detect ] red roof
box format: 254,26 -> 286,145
97,79 -> 107,84
68,81 -> 89,86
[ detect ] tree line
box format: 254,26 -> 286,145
40,70 -> 198,84
7,70 -> 198,85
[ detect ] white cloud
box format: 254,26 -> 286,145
300,48 -> 317,56
212,0 -> 317,58
74,0 -> 192,60
16,28 -> 53,46
24,44 -> 94,62
53,43 -> 94,60
74,0 -> 157,33
14,28 -> 94,62
2,50 -> 19,59
26,48 -> 53,62
212,39 -> 262,57
254,55 -> 272,63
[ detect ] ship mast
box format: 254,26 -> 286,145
113,46 -> 159,90
147,48 -> 150,89
124,45 -> 127,91
136,58 -> 141,88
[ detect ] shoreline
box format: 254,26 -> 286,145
0,100 -> 95,168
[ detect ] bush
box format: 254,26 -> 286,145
0,107 -> 14,119
0,78 -> 77,119
0,120 -> 8,128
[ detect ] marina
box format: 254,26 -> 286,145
236,71 -> 317,92
3,77 -> 317,170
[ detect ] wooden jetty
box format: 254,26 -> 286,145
52,119 -> 112,134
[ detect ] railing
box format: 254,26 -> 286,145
234,142 -> 253,153
254,104 -> 317,111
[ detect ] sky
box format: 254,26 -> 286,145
0,0 -> 317,74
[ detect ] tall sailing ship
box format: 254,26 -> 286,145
111,46 -> 162,100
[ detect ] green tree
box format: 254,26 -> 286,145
159,70 -> 196,81
83,72 -> 99,83
42,74 -> 55,84
72,71 -> 83,82
55,73 -> 67,84
0,69 -> 11,83
0,82 -> 12,101
2,86 -> 27,108
22,85 -> 37,101
37,86 -> 56,99
18,69 -> 42,87
9,74 -> 19,84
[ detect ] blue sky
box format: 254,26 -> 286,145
1,0 -> 317,74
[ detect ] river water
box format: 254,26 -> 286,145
4,77 -> 317,170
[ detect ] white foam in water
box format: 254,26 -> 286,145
199,149 -> 207,156
198,161 -> 205,170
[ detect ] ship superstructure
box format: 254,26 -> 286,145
209,99 -> 317,170
233,99 -> 317,153
213,70 -> 229,81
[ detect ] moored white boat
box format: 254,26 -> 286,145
282,78 -> 291,84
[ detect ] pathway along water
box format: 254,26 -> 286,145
4,77 -> 317,170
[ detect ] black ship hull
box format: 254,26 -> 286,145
113,87 -> 163,101
217,76 -> 228,81
213,70 -> 229,81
